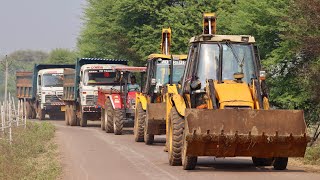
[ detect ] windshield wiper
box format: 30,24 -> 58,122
226,42 -> 244,73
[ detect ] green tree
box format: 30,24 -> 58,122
46,48 -> 77,64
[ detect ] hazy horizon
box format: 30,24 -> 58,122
0,0 -> 86,55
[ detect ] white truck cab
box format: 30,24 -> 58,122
37,68 -> 65,119
79,64 -> 127,112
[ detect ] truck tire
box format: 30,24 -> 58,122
65,105 -> 70,125
38,106 -> 46,120
182,123 -> 197,170
134,103 -> 145,142
80,112 -> 87,127
144,116 -> 154,145
252,157 -> 274,166
105,98 -> 114,133
113,109 -> 124,135
273,157 -> 288,170
69,104 -> 77,126
101,109 -> 105,130
26,101 -> 32,119
31,103 -> 37,119
168,107 -> 184,166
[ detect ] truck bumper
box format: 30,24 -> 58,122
82,106 -> 101,113
43,103 -> 65,112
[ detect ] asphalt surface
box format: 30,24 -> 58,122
45,119 -> 320,180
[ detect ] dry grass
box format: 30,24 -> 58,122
0,122 -> 61,180
289,144 -> 320,173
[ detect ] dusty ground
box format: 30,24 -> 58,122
46,119 -> 320,180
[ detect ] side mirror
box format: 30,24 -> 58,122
151,78 -> 156,86
259,70 -> 266,81
190,79 -> 201,90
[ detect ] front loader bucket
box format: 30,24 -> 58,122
184,109 -> 309,158
146,103 -> 166,135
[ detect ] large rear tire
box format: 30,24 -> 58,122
105,98 -> 114,133
65,104 -> 70,125
101,109 -> 105,130
182,123 -> 197,170
113,109 -> 124,135
252,157 -> 274,166
144,116 -> 154,145
168,107 -> 184,166
134,103 -> 145,142
273,157 -> 288,170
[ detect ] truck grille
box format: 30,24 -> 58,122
86,95 -> 97,105
45,95 -> 63,102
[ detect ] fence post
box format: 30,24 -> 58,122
1,103 -> 4,135
8,100 -> 12,143
24,98 -> 27,128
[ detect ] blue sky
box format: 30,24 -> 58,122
0,0 -> 86,55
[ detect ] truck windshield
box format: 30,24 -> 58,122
84,69 -> 117,85
43,74 -> 63,87
156,60 -> 186,86
197,43 -> 255,89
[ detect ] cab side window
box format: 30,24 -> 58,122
182,45 -> 198,94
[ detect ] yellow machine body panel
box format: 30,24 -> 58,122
214,80 -> 254,109
136,93 -> 148,110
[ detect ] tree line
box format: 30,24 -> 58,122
78,0 -> 320,142
0,0 -> 319,142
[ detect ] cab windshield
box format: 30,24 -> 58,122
197,43 -> 255,88
156,60 -> 186,86
43,74 -> 63,87
84,69 -> 117,85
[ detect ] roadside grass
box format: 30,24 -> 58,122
289,142 -> 320,172
0,122 -> 61,180
304,144 -> 320,165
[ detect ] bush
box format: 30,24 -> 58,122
304,145 -> 320,165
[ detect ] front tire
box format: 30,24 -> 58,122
144,116 -> 154,145
69,104 -> 77,126
105,98 -> 114,133
65,104 -> 70,125
168,107 -> 184,166
80,112 -> 87,127
182,123 -> 197,170
273,157 -> 288,170
252,157 -> 274,167
113,109 -> 124,135
38,106 -> 45,120
134,103 -> 145,142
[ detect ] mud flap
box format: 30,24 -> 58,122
146,103 -> 166,135
184,109 -> 309,158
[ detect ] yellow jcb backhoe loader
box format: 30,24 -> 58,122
134,28 -> 187,145
166,13 -> 310,170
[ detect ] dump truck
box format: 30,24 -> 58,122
63,58 -> 128,127
16,64 -> 74,120
166,13 -> 310,170
97,66 -> 146,135
134,28 -> 187,144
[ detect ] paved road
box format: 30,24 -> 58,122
48,120 -> 320,180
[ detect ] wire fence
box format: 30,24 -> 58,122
0,94 -> 27,143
